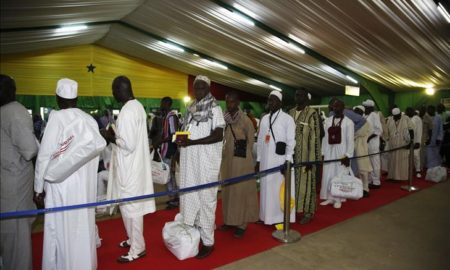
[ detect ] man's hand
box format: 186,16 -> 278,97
255,162 -> 260,173
341,156 -> 350,167
425,139 -> 431,146
33,192 -> 45,209
100,128 -> 116,144
305,164 -> 313,171
176,138 -> 194,148
414,143 -> 420,149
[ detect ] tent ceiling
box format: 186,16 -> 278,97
1,0 -> 449,97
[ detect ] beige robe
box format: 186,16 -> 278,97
220,113 -> 259,227
354,122 -> 373,173
387,115 -> 413,181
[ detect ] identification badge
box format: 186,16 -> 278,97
265,134 -> 270,144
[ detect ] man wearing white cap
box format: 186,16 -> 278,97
34,78 -> 106,270
175,75 -> 225,258
405,107 -> 423,177
256,90 -> 296,225
386,107 -> 414,181
363,99 -> 383,188
353,105 -> 372,197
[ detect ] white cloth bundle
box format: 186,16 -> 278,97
162,213 -> 200,260
44,117 -> 106,182
330,167 -> 363,200
151,150 -> 170,185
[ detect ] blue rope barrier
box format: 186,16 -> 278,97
0,165 -> 282,219
0,144 -> 412,219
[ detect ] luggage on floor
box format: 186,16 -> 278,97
330,167 -> 363,200
162,214 -> 200,260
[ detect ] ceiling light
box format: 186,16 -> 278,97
287,43 -> 305,54
160,41 -> 185,52
55,24 -> 87,33
271,37 -> 305,54
346,75 -> 358,84
438,3 -> 450,23
288,34 -> 308,47
229,11 -> 255,26
183,96 -> 191,103
193,53 -> 199,57
232,3 -> 257,18
425,87 -> 435,95
345,85 -> 360,96
203,59 -> 228,70
269,85 -> 282,91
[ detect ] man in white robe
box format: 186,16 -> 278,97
363,99 -> 383,189
353,105 -> 372,197
175,75 -> 225,259
34,78 -> 106,270
406,108 -> 423,177
1,75 -> 39,270
256,90 -> 296,225
103,76 -> 156,263
386,108 -> 414,181
321,99 -> 354,209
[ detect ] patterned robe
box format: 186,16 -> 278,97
289,106 -> 321,215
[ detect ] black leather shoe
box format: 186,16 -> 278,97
363,190 -> 370,198
233,228 -> 246,238
218,224 -> 234,231
118,240 -> 130,248
369,184 -> 381,189
195,245 -> 214,259
299,214 -> 313,225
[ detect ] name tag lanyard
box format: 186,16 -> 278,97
266,110 -> 280,144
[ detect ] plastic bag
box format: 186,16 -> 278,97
44,117 -> 106,182
151,150 -> 170,185
330,167 -> 363,200
425,166 -> 448,183
162,214 -> 200,260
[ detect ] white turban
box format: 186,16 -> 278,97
269,90 -> 282,101
392,108 -> 401,115
307,93 -> 312,100
353,105 -> 365,113
362,99 -> 375,107
415,110 -> 420,115
193,75 -> 211,86
56,78 -> 78,99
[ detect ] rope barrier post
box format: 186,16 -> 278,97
272,161 -> 301,243
401,142 -> 419,192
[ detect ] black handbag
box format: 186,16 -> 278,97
269,117 -> 286,155
228,124 -> 247,158
328,116 -> 343,145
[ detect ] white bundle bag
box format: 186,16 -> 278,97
425,166 -> 448,183
329,167 -> 363,200
44,116 -> 106,182
162,213 -> 200,260
151,150 -> 170,185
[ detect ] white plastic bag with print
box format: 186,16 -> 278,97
330,166 -> 363,200
162,213 -> 200,260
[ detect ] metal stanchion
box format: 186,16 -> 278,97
401,142 -> 420,192
272,161 -> 301,243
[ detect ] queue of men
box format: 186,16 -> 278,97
1,73 -> 448,269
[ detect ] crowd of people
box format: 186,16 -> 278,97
1,73 -> 449,270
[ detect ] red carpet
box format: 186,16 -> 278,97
31,177 -> 436,269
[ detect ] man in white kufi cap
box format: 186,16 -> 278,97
256,90 -> 296,225
362,99 -> 384,189
175,74 -> 225,258
35,78 -> 106,270
386,107 -> 414,181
